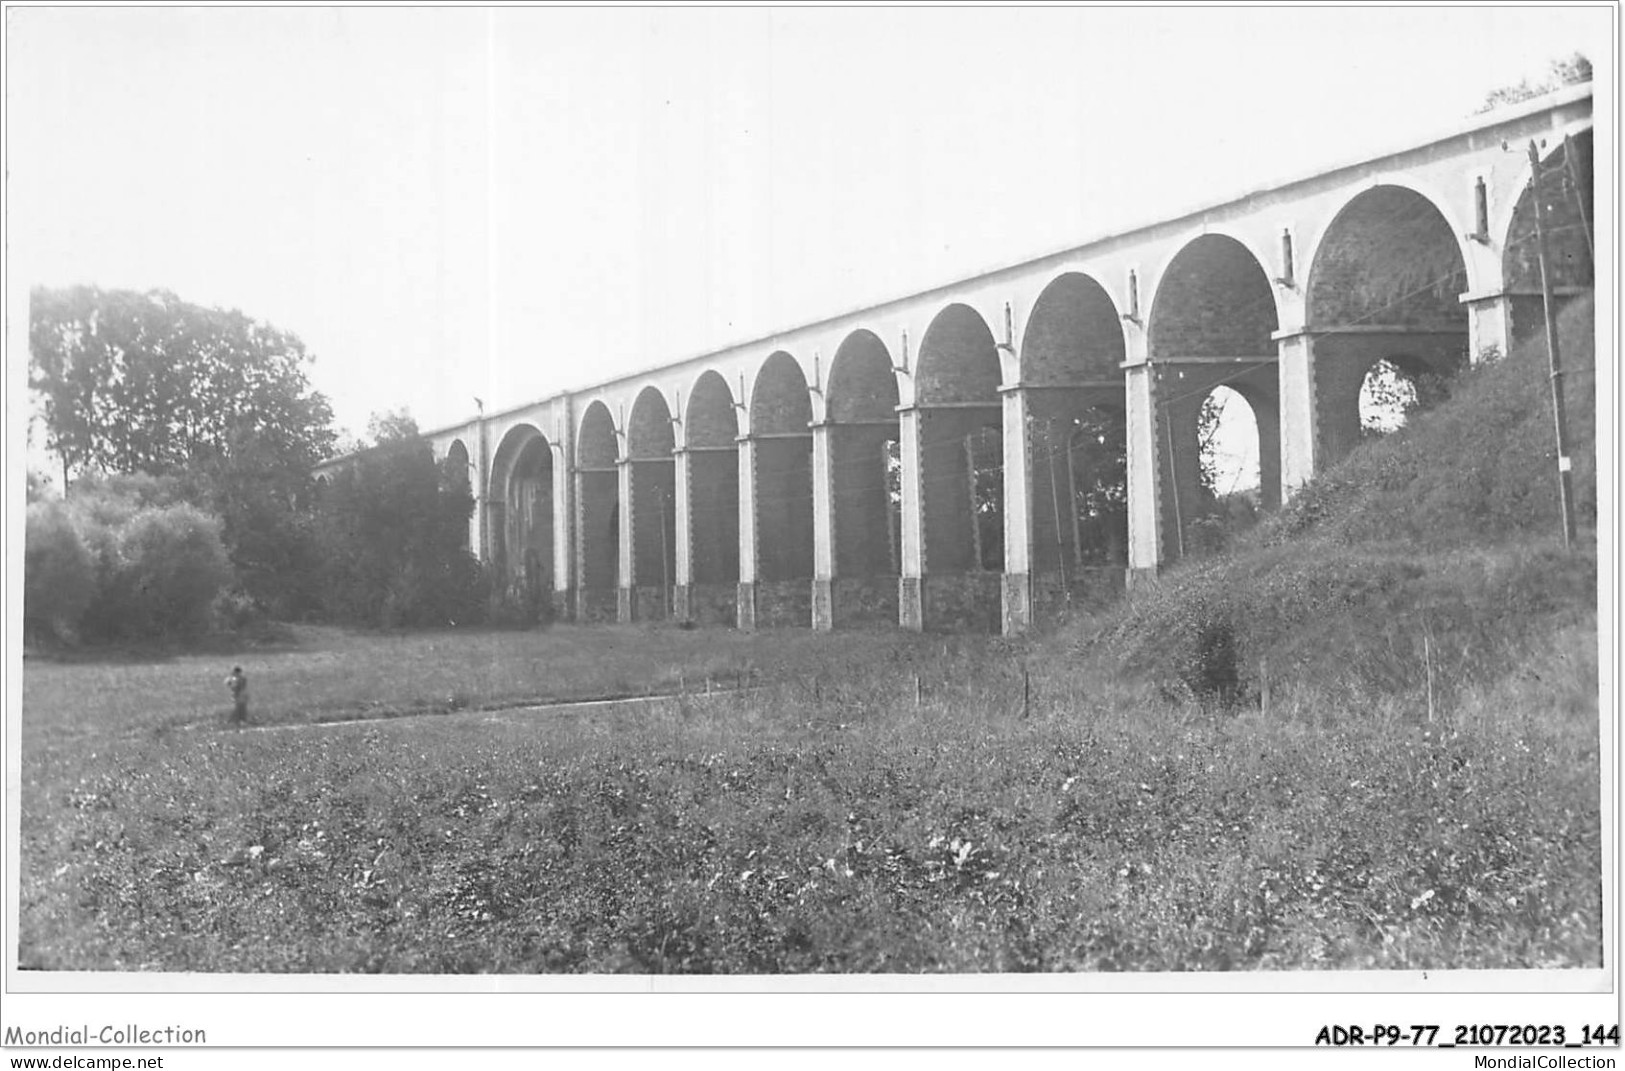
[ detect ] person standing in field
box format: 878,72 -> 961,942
226,666 -> 249,726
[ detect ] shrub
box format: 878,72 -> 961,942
378,555 -> 489,629
24,501 -> 96,644
1185,493 -> 1260,559
88,504 -> 233,641
35,484 -> 236,645
486,581 -> 549,630
313,432 -> 483,629
211,587 -> 262,632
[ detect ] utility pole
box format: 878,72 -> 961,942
1047,422 -> 1068,593
475,396 -> 489,563
659,487 -> 671,619
1161,385 -> 1186,560
1528,140 -> 1578,550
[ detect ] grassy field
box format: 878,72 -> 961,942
17,294 -> 1603,974
21,622 -> 982,743
18,619 -> 1601,973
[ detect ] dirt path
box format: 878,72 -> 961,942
184,685 -> 763,735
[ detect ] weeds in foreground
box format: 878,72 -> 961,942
19,630 -> 1600,973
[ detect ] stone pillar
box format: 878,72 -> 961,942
671,447 -> 694,622
572,468 -> 589,621
616,455 -> 636,623
999,387 -> 1033,634
475,415 -> 492,564
468,495 -> 483,564
551,439 -> 573,621
1275,330 -> 1317,501
897,405 -> 925,630
735,435 -> 757,631
810,422 -> 836,630
1462,255 -> 1514,364
1124,363 -> 1160,583
1464,292 -> 1516,364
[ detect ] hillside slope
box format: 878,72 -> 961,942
1069,292 -> 1598,715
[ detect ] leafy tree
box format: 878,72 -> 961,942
185,427 -> 327,618
1358,359 -> 1455,440
26,470 -> 55,503
1067,409 -> 1128,566
1191,391 -> 1263,557
1359,360 -> 1419,437
1477,52 -> 1592,113
1196,391 -> 1230,500
30,286 -> 335,480
367,408 -> 420,444
314,414 -> 485,628
30,286 -> 336,613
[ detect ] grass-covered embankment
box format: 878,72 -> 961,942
1081,292 -> 1598,716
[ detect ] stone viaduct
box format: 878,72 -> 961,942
320,86 -> 1594,635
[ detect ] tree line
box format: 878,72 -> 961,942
25,286 -> 505,647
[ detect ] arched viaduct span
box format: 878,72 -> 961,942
333,86 -> 1593,636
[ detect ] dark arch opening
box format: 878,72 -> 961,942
915,303 -> 1003,631
1020,273 -> 1128,619
1306,186 -> 1468,467
489,425 -> 553,611
1308,186 -> 1468,329
917,303 -> 1002,405
748,352 -> 814,626
577,401 -> 619,469
627,387 -> 676,621
1021,272 -> 1125,384
826,329 -> 902,627
442,440 -> 471,490
1502,130 -> 1593,348
440,440 -> 472,551
1149,234 -> 1279,360
1028,406 -> 1128,576
684,370 -> 740,625
1149,236 -> 1281,562
575,401 -> 620,622
1066,408 -> 1128,568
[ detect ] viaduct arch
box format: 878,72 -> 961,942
1014,272 -> 1127,624
822,329 -> 901,628
322,88 -> 1591,636
575,401 -> 618,622
678,370 -> 740,626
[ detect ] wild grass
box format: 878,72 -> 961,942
1079,291 -> 1599,712
22,623 -> 967,744
1272,291 -> 1597,550
18,621 -> 1600,973
18,294 -> 1601,974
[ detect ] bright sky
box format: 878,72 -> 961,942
6,5 -> 1612,451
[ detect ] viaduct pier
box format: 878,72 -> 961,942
318,87 -> 1594,635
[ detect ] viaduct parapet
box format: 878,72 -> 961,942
316,86 -> 1595,635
